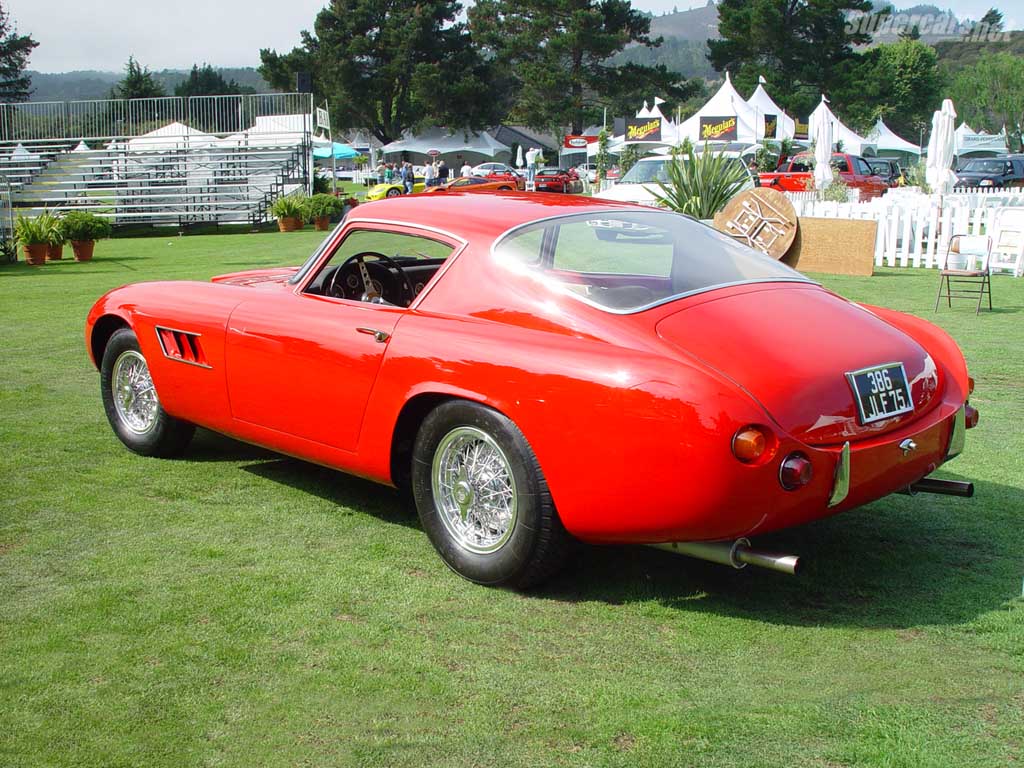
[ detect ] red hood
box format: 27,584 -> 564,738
655,284 -> 941,445
210,267 -> 299,287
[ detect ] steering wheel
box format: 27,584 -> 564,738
326,251 -> 415,305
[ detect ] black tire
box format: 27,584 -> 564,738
386,188 -> 401,198
498,186 -> 513,191
100,328 -> 195,457
412,400 -> 570,589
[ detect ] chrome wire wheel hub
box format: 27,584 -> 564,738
432,426 -> 518,554
112,350 -> 159,435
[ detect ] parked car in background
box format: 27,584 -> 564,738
574,163 -> 598,184
365,176 -> 426,200
533,167 -> 583,193
866,158 -> 906,187
759,152 -> 888,200
953,156 -> 1024,189
594,150 -> 755,207
85,194 -> 977,588
423,176 -> 519,193
471,162 -> 526,190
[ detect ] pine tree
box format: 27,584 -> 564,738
0,2 -> 38,102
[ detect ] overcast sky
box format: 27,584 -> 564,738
10,0 -> 1016,74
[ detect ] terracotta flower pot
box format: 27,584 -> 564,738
46,243 -> 64,260
71,240 -> 96,262
277,216 -> 302,232
23,244 -> 47,266
313,216 -> 331,231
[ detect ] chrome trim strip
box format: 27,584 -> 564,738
946,405 -> 966,461
828,441 -> 851,508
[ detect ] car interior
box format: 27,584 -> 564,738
303,230 -> 454,307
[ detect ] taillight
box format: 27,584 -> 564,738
779,453 -> 813,490
732,426 -> 770,463
968,376 -> 975,395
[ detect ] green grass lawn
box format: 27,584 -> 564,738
1,232 -> 1022,767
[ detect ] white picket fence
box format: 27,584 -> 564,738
789,189 -> 1024,272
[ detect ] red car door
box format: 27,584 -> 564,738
223,226 -> 456,452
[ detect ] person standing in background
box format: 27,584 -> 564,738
438,160 -> 449,184
525,147 -> 539,185
424,160 -> 436,188
403,162 -> 415,195
376,161 -> 386,185
460,160 -> 472,178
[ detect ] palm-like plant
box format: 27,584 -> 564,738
653,144 -> 750,220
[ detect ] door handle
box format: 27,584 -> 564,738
356,327 -> 390,343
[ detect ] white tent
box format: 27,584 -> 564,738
808,97 -> 877,156
954,122 -> 1008,156
678,73 -> 762,144
866,118 -> 920,156
745,80 -> 795,141
127,122 -> 218,152
381,127 -> 510,162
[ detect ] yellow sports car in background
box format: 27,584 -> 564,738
365,177 -> 426,200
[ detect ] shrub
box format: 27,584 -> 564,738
14,214 -> 55,245
653,143 -> 750,220
60,210 -> 113,242
821,180 -> 852,202
271,194 -> 308,220
305,193 -> 345,219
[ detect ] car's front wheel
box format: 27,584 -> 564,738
386,188 -> 401,198
412,400 -> 570,588
100,328 -> 195,457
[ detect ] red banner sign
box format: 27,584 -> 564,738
563,135 -> 598,149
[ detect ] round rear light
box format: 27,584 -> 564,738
965,405 -> 979,429
732,426 -> 768,463
779,453 -> 813,490
968,376 -> 975,395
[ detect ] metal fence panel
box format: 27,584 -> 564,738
126,97 -> 185,136
66,99 -> 127,141
0,102 -> 66,142
188,95 -> 244,135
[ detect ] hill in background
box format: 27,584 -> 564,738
27,67 -> 270,101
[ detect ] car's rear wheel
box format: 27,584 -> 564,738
412,400 -> 569,588
498,186 -> 512,191
100,328 -> 195,457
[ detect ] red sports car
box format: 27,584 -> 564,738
533,167 -> 583,193
86,193 -> 977,588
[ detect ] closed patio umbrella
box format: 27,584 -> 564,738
813,104 -> 834,191
926,99 -> 957,195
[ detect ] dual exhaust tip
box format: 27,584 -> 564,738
653,477 -> 973,576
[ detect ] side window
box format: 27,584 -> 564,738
831,156 -> 850,173
856,158 -> 873,175
304,229 -> 455,305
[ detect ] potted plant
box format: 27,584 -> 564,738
271,194 -> 307,232
14,214 -> 52,266
653,144 -> 750,222
46,214 -> 66,260
305,193 -> 344,231
60,210 -> 113,261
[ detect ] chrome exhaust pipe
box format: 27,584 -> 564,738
651,537 -> 801,576
907,477 -> 974,498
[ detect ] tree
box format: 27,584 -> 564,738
948,52 -> 1024,151
979,8 -> 1004,31
0,3 -> 38,102
259,0 -> 503,145
469,0 -> 696,135
110,57 -> 166,100
708,0 -> 877,119
174,64 -> 243,98
829,39 -> 943,136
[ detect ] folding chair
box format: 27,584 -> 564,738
935,234 -> 993,314
989,207 -> 1024,278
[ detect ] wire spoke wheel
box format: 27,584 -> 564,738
432,426 -> 518,554
112,350 -> 159,434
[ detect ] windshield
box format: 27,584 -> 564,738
962,159 -> 1009,174
619,159 -> 669,184
493,210 -> 811,313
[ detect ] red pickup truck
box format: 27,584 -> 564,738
759,152 -> 888,201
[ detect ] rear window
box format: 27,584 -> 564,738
493,210 -> 810,313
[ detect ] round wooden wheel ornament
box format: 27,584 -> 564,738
713,187 -> 798,261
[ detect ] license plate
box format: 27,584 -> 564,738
846,363 -> 914,425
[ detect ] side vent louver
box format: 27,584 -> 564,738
156,326 -> 211,368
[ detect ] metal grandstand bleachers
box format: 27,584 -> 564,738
0,93 -> 313,235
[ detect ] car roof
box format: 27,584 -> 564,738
350,192 -> 646,241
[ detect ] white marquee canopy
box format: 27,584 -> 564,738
866,118 -> 920,156
381,127 -> 510,161
745,80 -> 795,141
954,122 -> 1008,156
678,73 -> 762,144
808,97 -> 877,156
